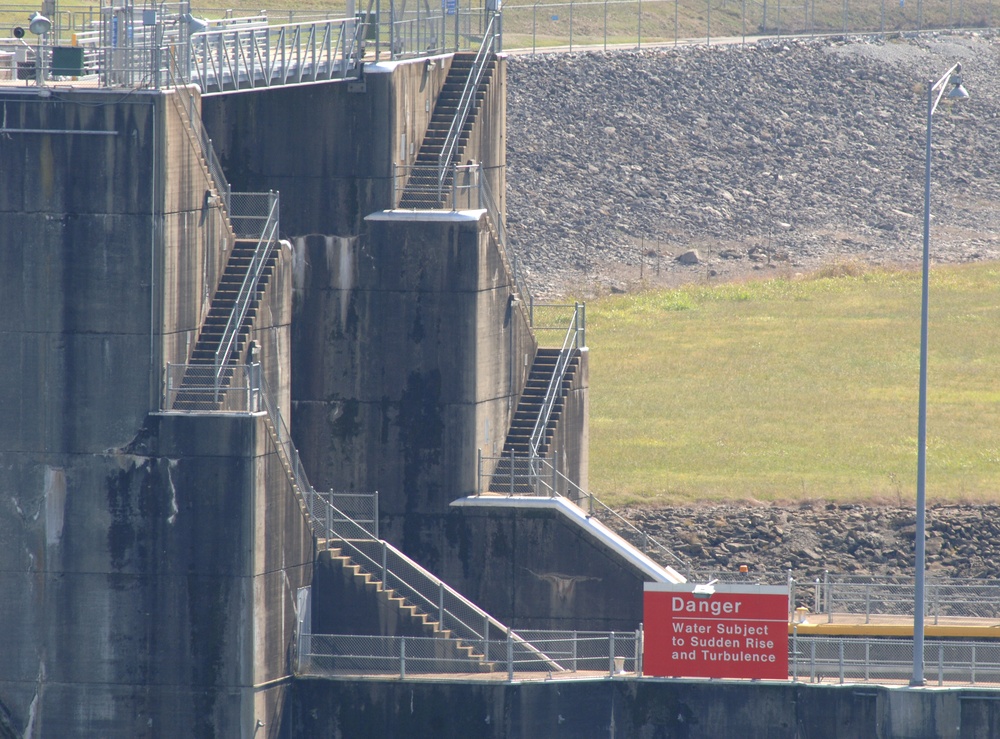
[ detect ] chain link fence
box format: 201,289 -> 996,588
299,630 -> 642,678
500,0 -> 997,53
791,635 -> 1000,685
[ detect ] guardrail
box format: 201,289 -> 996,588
189,17 -> 357,93
478,451 -> 691,574
299,628 -> 1000,685
163,362 -> 261,411
300,629 -> 640,678
529,301 -> 584,457
437,9 -> 498,189
791,635 -> 1000,686
214,191 -> 279,384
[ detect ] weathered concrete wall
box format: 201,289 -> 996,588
0,86 -> 303,737
430,505 -> 646,631
289,214 -> 531,525
286,677 -> 1000,739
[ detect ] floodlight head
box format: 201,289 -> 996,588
948,76 -> 970,100
28,12 -> 51,36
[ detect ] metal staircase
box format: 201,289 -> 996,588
398,52 -> 496,208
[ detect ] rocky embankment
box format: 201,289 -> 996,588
617,503 -> 1000,580
506,33 -> 1000,299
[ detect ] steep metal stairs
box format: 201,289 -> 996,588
172,239 -> 279,409
397,51 -> 496,209
319,545 -> 496,671
488,347 -> 582,493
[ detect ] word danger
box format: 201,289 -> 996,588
671,596 -> 743,616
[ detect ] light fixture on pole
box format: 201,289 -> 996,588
28,12 -> 51,86
911,62 -> 968,688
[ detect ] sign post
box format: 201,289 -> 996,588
643,582 -> 789,680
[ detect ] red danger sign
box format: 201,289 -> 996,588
643,583 -> 789,680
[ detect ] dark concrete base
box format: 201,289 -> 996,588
284,677 -> 1000,739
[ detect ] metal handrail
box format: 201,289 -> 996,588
479,451 -> 690,573
253,373 -> 546,663
190,16 -> 357,93
166,47 -> 232,213
214,192 -> 279,383
436,9 -> 498,191
528,303 -> 583,457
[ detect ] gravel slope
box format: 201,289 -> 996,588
504,35 -> 1000,576
506,32 -> 1000,299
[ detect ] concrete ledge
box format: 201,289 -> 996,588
451,494 -> 686,584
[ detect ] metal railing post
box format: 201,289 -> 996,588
636,624 -> 643,676
400,636 -> 407,679
381,541 -> 388,582
374,490 -> 380,539
608,632 -> 615,676
938,643 -> 944,686
509,449 -> 515,496
838,640 -> 844,684
791,628 -> 798,681
438,582 -> 445,629
572,631 -> 578,671
477,448 -> 483,495
507,628 -> 514,680
865,583 -> 871,624
551,458 -> 557,497
809,640 -> 816,683
825,571 -> 832,623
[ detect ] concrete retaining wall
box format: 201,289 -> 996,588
286,677 -> 1000,739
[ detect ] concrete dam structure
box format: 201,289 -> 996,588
0,7 -> 681,735
5,8 -> 1000,737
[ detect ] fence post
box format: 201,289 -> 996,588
865,639 -> 870,682
572,630 -> 578,671
438,582 -> 445,630
637,0 -> 642,48
477,448 -> 483,495
509,449 -> 515,496
791,627 -> 798,681
551,458 -> 557,497
484,617 -> 490,659
608,632 -> 616,677
838,640 -> 844,684
374,490 -> 380,539
938,643 -> 944,686
971,644 -> 977,685
787,571 -> 795,620
569,0 -> 573,53
824,571 -> 832,624
636,624 -> 643,676
865,583 -> 871,624
401,636 -> 407,679
381,541 -> 388,583
809,640 -> 816,683
603,0 -> 608,50
507,628 -> 514,680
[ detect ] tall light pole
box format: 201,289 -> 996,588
912,62 -> 969,688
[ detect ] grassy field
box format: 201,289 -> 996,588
583,262 -> 1000,508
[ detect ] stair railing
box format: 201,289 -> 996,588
166,47 -> 232,214
528,303 -> 585,459
436,9 -> 498,194
478,451 -> 690,576
254,373 -> 558,669
213,191 -> 280,389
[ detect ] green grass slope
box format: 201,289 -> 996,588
587,263 -> 1000,507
